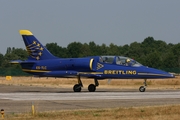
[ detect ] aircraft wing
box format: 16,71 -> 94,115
41,71 -> 103,78
78,72 -> 103,78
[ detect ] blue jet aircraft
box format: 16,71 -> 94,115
11,30 -> 175,92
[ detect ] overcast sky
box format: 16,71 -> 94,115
0,0 -> 180,55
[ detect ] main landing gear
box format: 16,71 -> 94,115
139,79 -> 147,92
73,76 -> 99,92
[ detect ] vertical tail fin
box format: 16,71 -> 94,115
19,30 -> 57,60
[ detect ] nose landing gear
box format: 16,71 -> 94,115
139,79 -> 147,92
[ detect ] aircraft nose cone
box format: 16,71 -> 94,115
142,67 -> 176,78
160,71 -> 175,78
168,73 -> 175,78
158,70 -> 175,78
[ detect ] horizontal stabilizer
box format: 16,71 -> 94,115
10,60 -> 23,64
10,60 -> 36,64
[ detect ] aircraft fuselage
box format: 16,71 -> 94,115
20,56 -> 174,79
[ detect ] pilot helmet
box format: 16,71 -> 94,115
126,59 -> 130,62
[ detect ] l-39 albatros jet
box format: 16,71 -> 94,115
11,30 -> 175,92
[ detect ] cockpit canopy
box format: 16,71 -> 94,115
99,56 -> 142,67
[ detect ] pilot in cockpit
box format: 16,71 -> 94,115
126,59 -> 131,66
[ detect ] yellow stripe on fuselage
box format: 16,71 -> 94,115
78,72 -> 103,74
22,69 -> 50,73
19,30 -> 33,35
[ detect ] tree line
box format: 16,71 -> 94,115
0,37 -> 180,76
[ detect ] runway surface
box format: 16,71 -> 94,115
0,84 -> 180,114
1,92 -> 180,100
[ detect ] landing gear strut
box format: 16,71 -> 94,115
88,78 -> 99,92
73,75 -> 83,92
139,79 -> 147,92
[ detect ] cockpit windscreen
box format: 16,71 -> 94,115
116,56 -> 142,67
99,56 -> 142,67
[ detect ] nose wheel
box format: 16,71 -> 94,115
139,79 -> 147,92
139,86 -> 146,92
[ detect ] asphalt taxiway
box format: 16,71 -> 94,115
0,85 -> 180,114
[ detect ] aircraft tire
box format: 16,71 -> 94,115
88,84 -> 96,92
73,84 -> 81,92
139,86 -> 146,92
